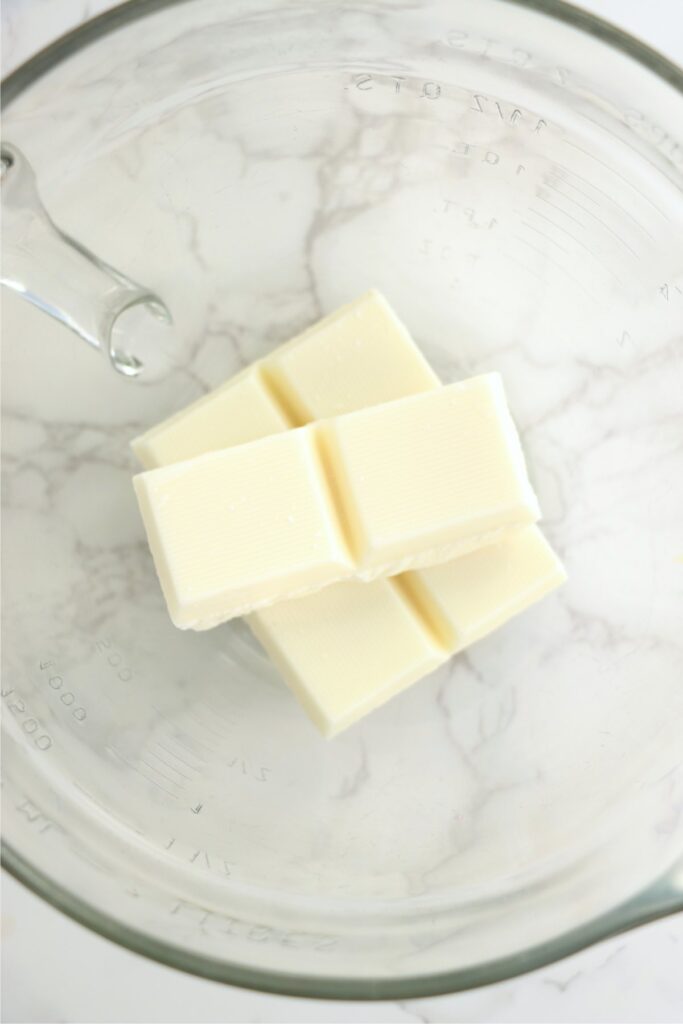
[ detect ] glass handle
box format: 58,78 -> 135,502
0,143 -> 172,377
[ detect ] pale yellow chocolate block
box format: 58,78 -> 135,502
132,290 -> 438,468
134,376 -> 540,628
264,289 -> 439,420
402,526 -> 568,652
132,365 -> 291,469
324,375 -> 540,576
134,430 -> 353,629
249,579 -> 444,737
133,293 -> 564,735
249,525 -> 564,736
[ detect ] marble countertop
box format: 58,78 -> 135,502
2,1 -> 682,1022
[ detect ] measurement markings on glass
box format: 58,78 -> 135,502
155,739 -> 204,773
538,186 -> 639,259
535,193 -> 638,261
450,140 -> 527,175
15,798 -> 63,836
95,638 -> 134,682
106,743 -> 180,799
139,756 -> 187,788
167,899 -> 338,951
351,73 -> 549,134
1,686 -> 53,750
147,746 -> 195,781
149,703 -> 216,757
168,732 -> 211,762
39,659 -> 87,722
198,697 -> 235,726
505,235 -> 596,300
547,164 -> 656,241
187,708 -> 225,742
561,137 -> 668,219
524,209 -> 624,286
517,220 -> 570,254
162,837 -> 232,876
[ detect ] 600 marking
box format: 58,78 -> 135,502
95,638 -> 133,682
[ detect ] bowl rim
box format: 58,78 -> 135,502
4,843 -> 683,1000
2,0 -> 682,1001
2,0 -> 683,109
5,839 -> 683,999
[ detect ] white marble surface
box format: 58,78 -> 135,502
2,1 -> 683,1022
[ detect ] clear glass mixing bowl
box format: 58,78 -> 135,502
2,0 -> 682,999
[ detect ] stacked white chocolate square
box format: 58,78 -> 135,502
133,291 -> 565,735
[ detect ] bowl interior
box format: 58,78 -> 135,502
2,0 -> 683,996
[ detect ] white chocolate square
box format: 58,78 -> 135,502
403,526 -> 568,652
134,430 -> 353,629
265,288 -> 439,421
132,365 -> 290,469
249,579 -> 443,737
323,375 -> 540,575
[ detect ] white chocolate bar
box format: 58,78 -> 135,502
133,375 -> 540,628
132,290 -> 439,468
132,291 -> 564,734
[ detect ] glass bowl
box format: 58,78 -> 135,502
2,0 -> 682,999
